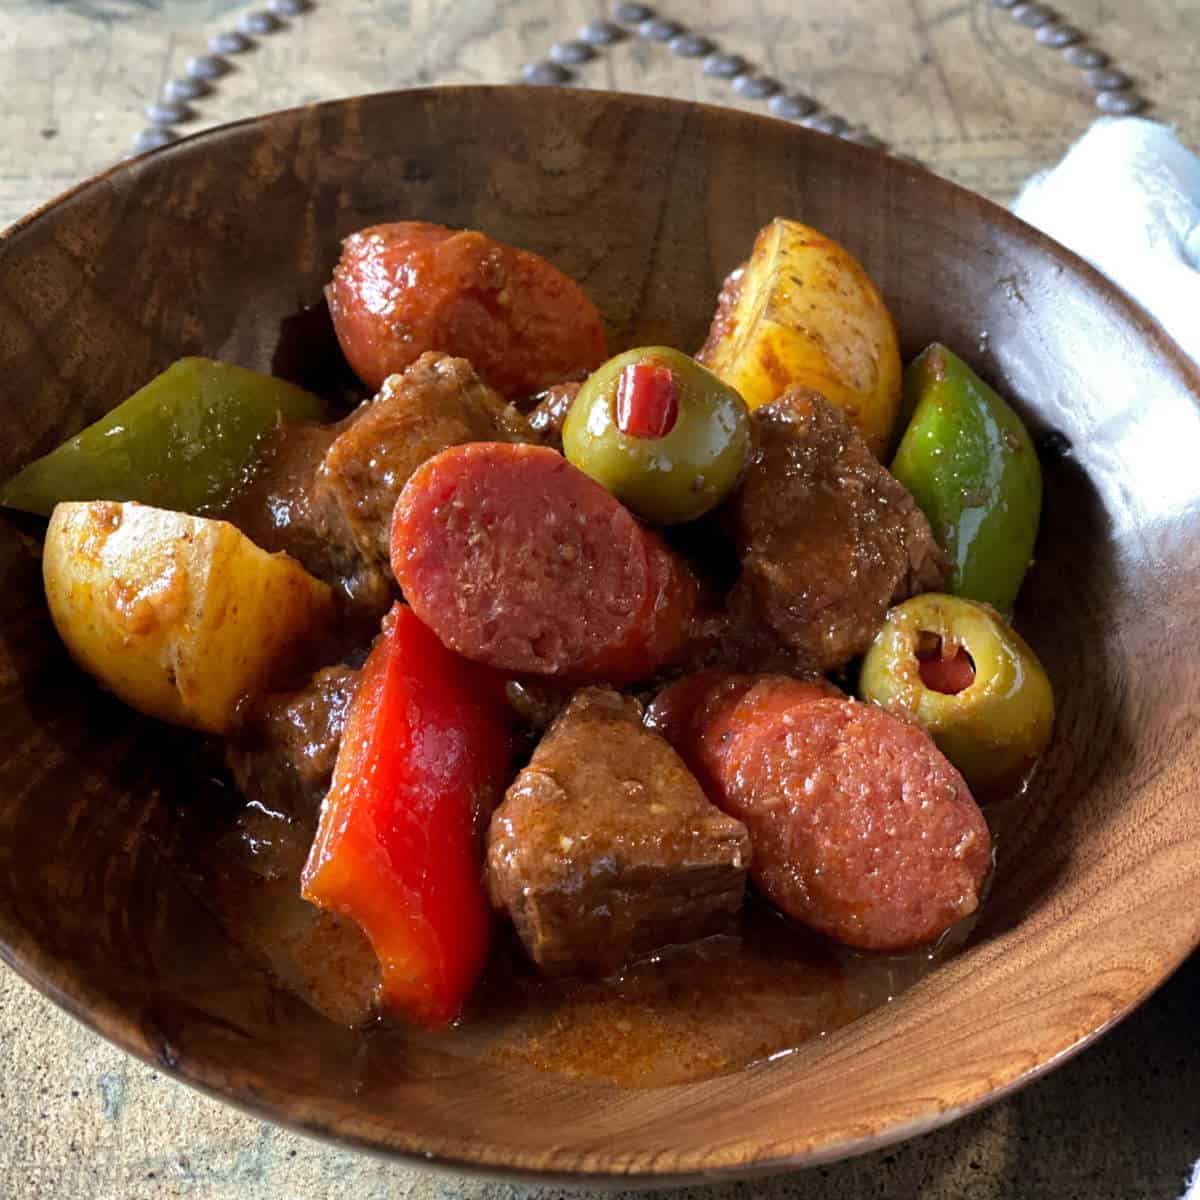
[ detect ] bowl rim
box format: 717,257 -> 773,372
2,83 -> 1200,1185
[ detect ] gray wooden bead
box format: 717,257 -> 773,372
802,113 -> 849,136
145,101 -> 193,125
1035,23 -> 1080,47
733,74 -> 780,98
768,93 -> 818,120
640,18 -> 683,41
186,55 -> 230,79
703,52 -> 747,78
133,127 -> 178,154
579,20 -> 624,45
209,31 -> 252,55
1063,45 -> 1107,68
1010,3 -> 1056,28
164,77 -> 209,102
844,129 -> 886,149
1086,67 -> 1131,91
1095,90 -> 1145,115
549,40 -> 595,65
240,11 -> 282,35
615,3 -> 653,22
670,33 -> 714,58
522,60 -> 571,85
268,0 -> 309,14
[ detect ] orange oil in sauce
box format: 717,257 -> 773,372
181,766 -> 996,1089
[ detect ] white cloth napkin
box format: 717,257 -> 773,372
1015,118 -> 1200,1200
1012,117 -> 1200,365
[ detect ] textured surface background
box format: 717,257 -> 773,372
2,2 -> 1199,1197
4,0 -> 1200,225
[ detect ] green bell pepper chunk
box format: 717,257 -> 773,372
891,344 -> 1042,614
1,357 -> 326,518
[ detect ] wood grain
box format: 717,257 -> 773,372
0,86 -> 1199,1182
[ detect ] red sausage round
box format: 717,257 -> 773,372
651,677 -> 991,952
327,222 -> 608,398
729,698 -> 991,951
648,673 -> 838,797
391,443 -> 696,682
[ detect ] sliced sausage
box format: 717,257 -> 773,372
319,352 -> 531,570
391,442 -> 697,682
327,221 -> 608,398
653,677 -> 991,952
648,673 -> 839,797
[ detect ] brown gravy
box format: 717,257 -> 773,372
181,767 -> 983,1088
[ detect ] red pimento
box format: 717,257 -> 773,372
615,362 -> 679,439
301,604 -> 510,1029
918,645 -> 976,695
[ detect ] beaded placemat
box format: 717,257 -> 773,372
131,0 -> 1149,164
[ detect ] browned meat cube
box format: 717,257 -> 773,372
487,688 -> 750,976
319,351 -> 532,567
731,388 -> 945,672
225,422 -> 393,619
525,381 -> 581,452
225,665 -> 359,821
504,679 -> 571,733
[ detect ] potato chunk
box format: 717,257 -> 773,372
697,218 -> 901,457
44,501 -> 333,734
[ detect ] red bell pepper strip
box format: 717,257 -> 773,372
301,604 -> 510,1029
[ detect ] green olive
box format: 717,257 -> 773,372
562,346 -> 752,525
859,593 -> 1055,795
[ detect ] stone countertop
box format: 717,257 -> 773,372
2,2 -> 1199,1197
3,953 -> 1197,1197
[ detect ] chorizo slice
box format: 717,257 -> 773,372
648,672 -> 838,796
732,699 -> 990,951
391,442 -> 697,682
327,221 -> 608,398
319,352 -> 531,569
652,676 -> 991,952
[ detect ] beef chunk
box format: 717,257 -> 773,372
731,388 -> 945,672
219,665 -> 378,1027
225,665 -> 359,821
319,351 -> 532,567
487,688 -> 750,976
225,421 -> 392,619
525,381 -> 581,452
505,678 -> 571,732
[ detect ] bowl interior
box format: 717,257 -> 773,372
1,87 -> 1199,1181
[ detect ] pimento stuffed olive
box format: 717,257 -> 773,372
562,346 -> 752,525
859,593 -> 1055,795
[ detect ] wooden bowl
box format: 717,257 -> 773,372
1,87 -> 1198,1183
